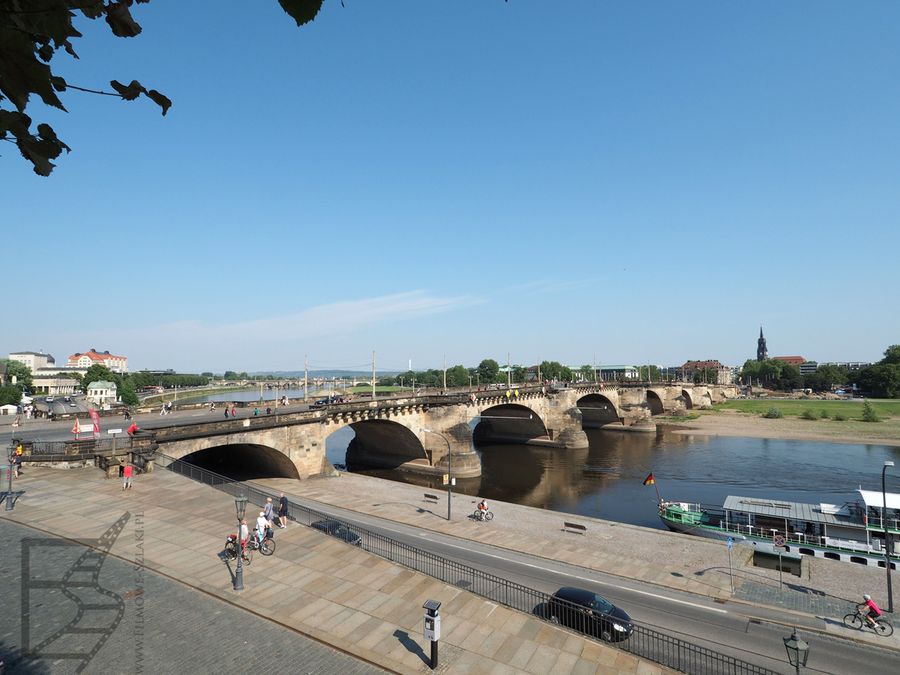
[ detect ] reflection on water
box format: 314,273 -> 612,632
327,426 -> 900,530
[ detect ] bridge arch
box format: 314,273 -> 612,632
646,390 -> 664,416
576,394 -> 620,428
177,442 -> 301,480
679,389 -> 694,410
472,404 -> 548,446
346,419 -> 429,471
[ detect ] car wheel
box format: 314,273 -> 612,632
601,628 -> 613,642
550,615 -> 559,624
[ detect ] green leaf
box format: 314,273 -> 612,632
147,89 -> 172,116
278,0 -> 325,27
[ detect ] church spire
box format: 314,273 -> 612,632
757,326 -> 768,361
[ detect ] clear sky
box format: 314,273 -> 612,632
4,1 -> 899,373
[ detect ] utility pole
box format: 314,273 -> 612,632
443,354 -> 447,391
372,350 -> 376,400
507,352 -> 511,389
304,355 -> 308,402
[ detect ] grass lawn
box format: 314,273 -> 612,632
714,398 -> 900,419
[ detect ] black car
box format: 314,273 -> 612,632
310,520 -> 362,546
547,587 -> 633,642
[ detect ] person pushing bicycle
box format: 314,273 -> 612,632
859,594 -> 883,628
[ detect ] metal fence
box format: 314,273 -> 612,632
157,453 -> 780,675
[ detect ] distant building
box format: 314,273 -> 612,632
757,327 -> 768,362
68,349 -> 129,373
799,361 -> 818,376
680,360 -> 734,385
86,380 -> 118,406
596,365 -> 639,381
772,356 -> 806,366
8,351 -> 55,372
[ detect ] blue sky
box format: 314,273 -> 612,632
4,1 -> 899,373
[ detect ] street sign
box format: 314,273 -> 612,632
727,537 -> 734,550
107,428 -> 123,435
773,533 -> 787,549
442,474 -> 449,485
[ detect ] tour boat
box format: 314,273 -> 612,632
659,490 -> 899,568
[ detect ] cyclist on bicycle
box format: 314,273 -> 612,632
477,499 -> 489,521
255,511 -> 269,545
859,594 -> 883,628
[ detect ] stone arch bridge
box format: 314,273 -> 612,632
149,383 -> 735,480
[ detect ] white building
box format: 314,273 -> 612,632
86,380 -> 118,406
68,349 -> 129,373
8,351 -> 55,372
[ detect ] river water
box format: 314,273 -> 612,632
326,427 -> 900,531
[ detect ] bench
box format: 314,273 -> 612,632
563,521 -> 587,534
423,493 -> 440,503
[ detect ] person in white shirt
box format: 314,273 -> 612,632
255,511 -> 269,544
239,519 -> 249,551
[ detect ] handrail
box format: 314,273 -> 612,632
157,453 -> 777,675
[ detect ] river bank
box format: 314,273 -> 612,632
668,409 -> 900,447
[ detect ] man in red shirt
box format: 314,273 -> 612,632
122,464 -> 134,491
860,594 -> 883,628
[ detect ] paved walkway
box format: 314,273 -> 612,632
0,519 -> 384,674
0,467 -> 669,674
255,471 -> 898,650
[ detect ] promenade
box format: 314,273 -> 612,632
257,471 -> 898,649
0,466 -> 668,674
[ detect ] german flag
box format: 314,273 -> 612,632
642,472 -> 655,486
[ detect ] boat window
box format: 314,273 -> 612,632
850,556 -> 868,565
824,552 -> 840,561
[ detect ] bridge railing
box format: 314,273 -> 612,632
156,453 -> 779,675
17,436 -> 157,459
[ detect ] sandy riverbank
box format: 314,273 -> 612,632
666,410 -> 900,447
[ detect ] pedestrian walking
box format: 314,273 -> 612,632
224,406 -> 229,419
278,492 -> 288,528
13,452 -> 22,478
263,497 -> 275,527
122,464 -> 133,491
231,405 -> 236,418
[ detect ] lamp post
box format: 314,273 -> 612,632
782,627 -> 809,675
233,494 -> 248,591
5,442 -> 14,512
883,460 -> 895,613
423,429 -> 452,521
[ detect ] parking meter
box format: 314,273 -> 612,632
423,599 -> 441,669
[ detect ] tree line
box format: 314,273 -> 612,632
739,345 -> 900,398
378,359 -> 597,389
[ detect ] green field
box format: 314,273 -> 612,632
714,398 -> 900,418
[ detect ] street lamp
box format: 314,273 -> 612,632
5,442 -> 14,512
782,627 -> 809,674
883,460 -> 895,613
233,494 -> 248,591
423,429 -> 452,521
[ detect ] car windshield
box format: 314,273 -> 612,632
591,596 -> 613,613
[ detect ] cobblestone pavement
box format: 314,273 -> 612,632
0,519 -> 387,675
734,580 -> 860,619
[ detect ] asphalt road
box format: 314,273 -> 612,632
289,495 -> 900,675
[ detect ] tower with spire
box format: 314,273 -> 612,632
757,326 -> 768,361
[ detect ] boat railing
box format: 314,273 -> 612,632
674,506 -> 877,553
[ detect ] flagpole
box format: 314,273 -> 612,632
654,481 -> 662,504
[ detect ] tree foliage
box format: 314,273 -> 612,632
0,384 -> 21,406
1,359 -> 33,391
476,359 -> 500,384
0,0 -> 326,175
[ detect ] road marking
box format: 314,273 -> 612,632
355,518 -> 727,614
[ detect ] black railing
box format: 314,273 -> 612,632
157,454 -> 778,675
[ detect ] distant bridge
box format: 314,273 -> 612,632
24,383 -> 737,480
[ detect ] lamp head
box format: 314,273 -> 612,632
886,461 -> 895,467
234,494 -> 248,520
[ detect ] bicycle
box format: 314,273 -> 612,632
842,608 -> 894,636
223,535 -> 252,565
247,531 -> 276,556
472,509 -> 494,522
